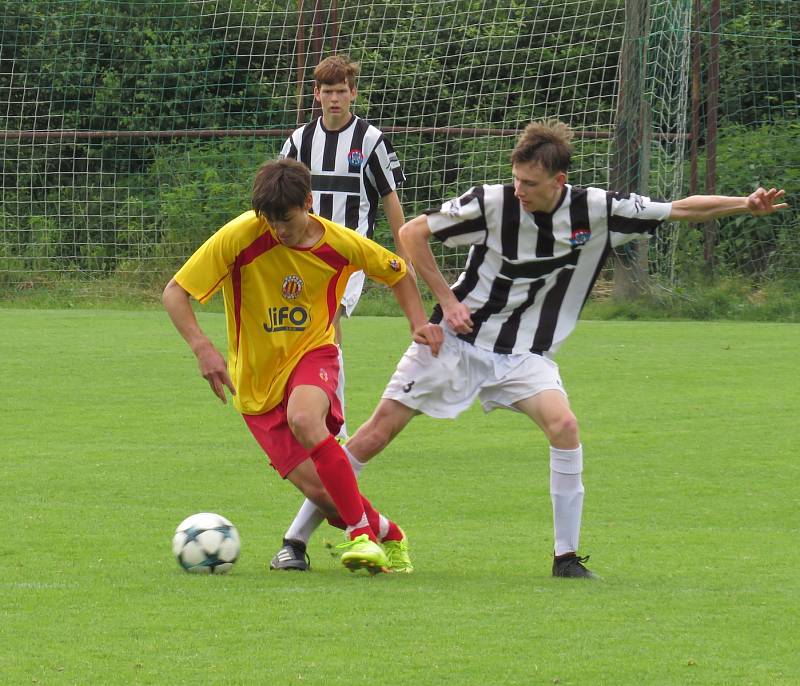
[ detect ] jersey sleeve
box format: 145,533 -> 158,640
364,136 -> 405,197
606,191 -> 672,247
278,134 -> 298,160
347,230 -> 408,287
425,185 -> 489,247
173,212 -> 256,304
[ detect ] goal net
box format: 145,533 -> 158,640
2,0 -> 792,298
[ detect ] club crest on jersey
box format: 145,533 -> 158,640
389,258 -> 402,272
570,228 -> 591,246
281,275 -> 304,300
347,149 -> 364,168
319,368 -> 329,382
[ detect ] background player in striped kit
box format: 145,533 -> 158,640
272,118 -> 787,578
272,55 -> 411,570
279,54 -> 408,442
163,159 -> 442,574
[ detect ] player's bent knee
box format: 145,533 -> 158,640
547,412 -> 580,446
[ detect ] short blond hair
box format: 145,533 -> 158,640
511,119 -> 574,174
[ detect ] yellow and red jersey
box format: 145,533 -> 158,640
174,210 -> 406,414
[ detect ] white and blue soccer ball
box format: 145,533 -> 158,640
172,512 -> 241,574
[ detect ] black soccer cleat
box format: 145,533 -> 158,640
552,553 -> 598,579
269,538 -> 311,571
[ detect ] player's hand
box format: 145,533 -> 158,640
443,300 -> 473,335
195,343 -> 236,403
747,187 -> 788,216
413,323 -> 444,357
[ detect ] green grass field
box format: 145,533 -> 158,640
2,309 -> 798,685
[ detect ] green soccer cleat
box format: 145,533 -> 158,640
337,534 -> 389,575
382,533 -> 413,574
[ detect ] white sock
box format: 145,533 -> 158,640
284,446 -> 367,544
550,445 -> 585,557
335,346 -> 348,441
343,445 -> 365,477
377,514 -> 390,540
284,499 -> 325,545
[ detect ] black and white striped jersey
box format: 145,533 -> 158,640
279,115 -> 405,238
426,183 -> 672,355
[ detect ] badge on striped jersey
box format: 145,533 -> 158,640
570,228 -> 591,246
347,149 -> 364,168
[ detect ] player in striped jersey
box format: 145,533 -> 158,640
279,55 -> 408,444
270,119 -> 787,578
163,159 -> 442,575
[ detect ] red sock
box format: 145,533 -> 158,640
331,501 -> 394,541
327,516 -> 345,530
361,495 -> 381,537
359,496 -> 403,542
310,435 -> 374,541
382,520 -> 404,542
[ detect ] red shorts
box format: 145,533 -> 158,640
243,344 -> 343,478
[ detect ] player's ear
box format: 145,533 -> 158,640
555,171 -> 567,186
313,85 -> 321,102
304,193 -> 313,211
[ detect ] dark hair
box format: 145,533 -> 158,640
314,54 -> 359,89
510,119 -> 574,174
252,159 -> 311,221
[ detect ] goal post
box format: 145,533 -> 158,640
610,0 -> 654,299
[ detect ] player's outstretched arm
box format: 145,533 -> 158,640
162,279 -> 236,404
669,187 -> 788,223
399,215 -> 473,334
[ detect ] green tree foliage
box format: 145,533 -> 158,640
0,0 -> 295,278
3,0 -> 608,276
0,0 -> 797,286
679,120 -> 800,279
1,0 -> 297,134
715,0 -> 798,125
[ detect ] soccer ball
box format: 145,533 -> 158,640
172,512 -> 241,574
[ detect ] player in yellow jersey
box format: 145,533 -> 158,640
163,158 -> 442,574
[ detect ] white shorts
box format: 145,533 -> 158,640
382,329 -> 566,418
340,270 -> 366,317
